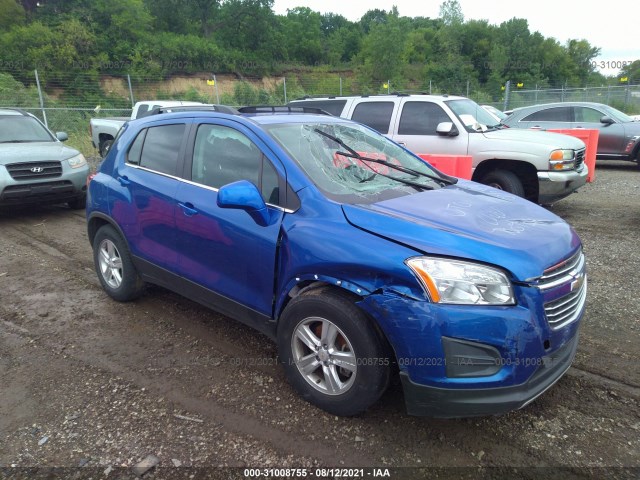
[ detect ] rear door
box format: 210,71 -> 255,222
173,119 -> 286,317
391,99 -> 468,156
110,122 -> 187,271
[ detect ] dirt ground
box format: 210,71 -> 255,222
0,161 -> 639,480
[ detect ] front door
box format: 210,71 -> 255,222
174,121 -> 284,316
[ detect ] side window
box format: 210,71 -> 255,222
138,124 -> 185,176
351,102 -> 395,134
192,124 -> 280,204
289,100 -> 347,116
135,105 -> 150,119
522,107 -> 572,122
127,129 -> 146,165
398,101 -> 451,135
574,107 -> 604,123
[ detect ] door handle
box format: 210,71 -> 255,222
178,202 -> 198,216
531,126 -> 542,130
397,141 -> 407,146
117,175 -> 130,186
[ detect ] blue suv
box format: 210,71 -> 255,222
86,107 -> 586,417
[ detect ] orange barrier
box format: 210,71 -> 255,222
417,154 -> 473,180
547,129 -> 599,183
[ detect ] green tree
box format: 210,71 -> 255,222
357,8 -> 407,85
438,0 -> 463,26
0,0 -> 25,29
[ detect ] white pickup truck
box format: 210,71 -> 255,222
289,94 -> 589,204
90,101 -> 207,157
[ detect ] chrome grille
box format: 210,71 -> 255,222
537,250 -> 584,290
537,250 -> 587,330
544,276 -> 587,329
574,148 -> 585,169
6,161 -> 62,180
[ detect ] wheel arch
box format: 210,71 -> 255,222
472,158 -> 539,201
277,281 -> 397,365
87,213 -> 128,248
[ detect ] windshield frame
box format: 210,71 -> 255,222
264,120 -> 449,204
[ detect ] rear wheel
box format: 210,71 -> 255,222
480,169 -> 525,197
93,225 -> 144,302
277,287 -> 390,416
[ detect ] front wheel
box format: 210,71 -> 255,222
480,169 -> 525,197
277,287 -> 390,416
99,139 -> 114,158
93,225 -> 144,302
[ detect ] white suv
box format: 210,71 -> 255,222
289,94 -> 588,204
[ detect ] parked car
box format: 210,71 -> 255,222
86,106 -> 586,418
90,100 -> 210,157
501,102 -> 640,166
0,108 -> 89,209
288,95 -> 588,204
481,104 -> 508,122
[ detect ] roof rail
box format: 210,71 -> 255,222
147,104 -> 240,116
238,106 -> 332,115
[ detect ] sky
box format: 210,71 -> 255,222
272,0 -> 638,76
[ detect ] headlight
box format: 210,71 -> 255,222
67,153 -> 87,169
549,149 -> 575,171
406,257 -> 515,305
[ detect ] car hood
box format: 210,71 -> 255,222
342,181 -> 581,281
0,142 -> 81,165
481,128 -> 586,149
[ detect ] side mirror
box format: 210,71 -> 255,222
56,132 -> 69,142
600,116 -> 614,125
217,180 -> 271,226
436,122 -> 459,137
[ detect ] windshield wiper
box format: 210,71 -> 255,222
313,129 -> 456,187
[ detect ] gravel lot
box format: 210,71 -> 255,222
0,160 -> 639,479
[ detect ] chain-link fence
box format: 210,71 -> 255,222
2,68 -> 639,156
502,84 -> 640,112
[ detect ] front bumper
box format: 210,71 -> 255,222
401,332 -> 579,418
0,163 -> 89,207
537,164 -> 588,204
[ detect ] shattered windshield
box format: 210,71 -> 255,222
446,99 -> 502,132
266,121 -> 449,202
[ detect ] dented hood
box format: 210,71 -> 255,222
341,180 -> 581,281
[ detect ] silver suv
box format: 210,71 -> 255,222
0,108 -> 89,209
289,94 -> 588,204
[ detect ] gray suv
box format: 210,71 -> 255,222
502,102 -> 640,166
0,108 -> 89,209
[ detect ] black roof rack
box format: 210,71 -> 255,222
238,106 -> 332,116
147,104 -> 240,117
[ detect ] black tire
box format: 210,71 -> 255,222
93,225 -> 144,302
67,195 -> 86,210
480,169 -> 525,197
99,139 -> 114,158
277,287 -> 390,416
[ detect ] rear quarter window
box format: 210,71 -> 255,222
350,102 -> 395,134
289,100 -> 347,116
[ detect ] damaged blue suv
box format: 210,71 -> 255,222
86,106 -> 586,417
